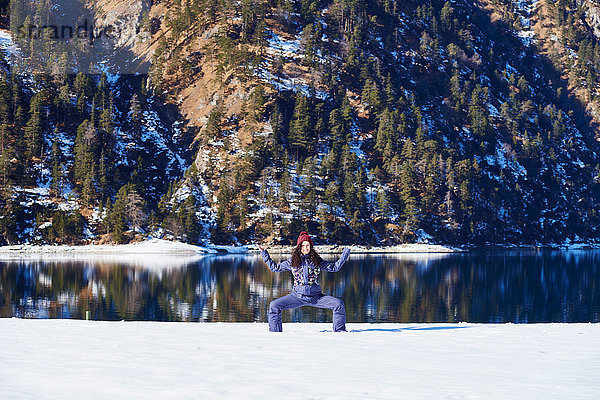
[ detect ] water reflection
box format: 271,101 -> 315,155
1,250 -> 599,323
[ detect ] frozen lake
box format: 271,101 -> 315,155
2,250 -> 599,323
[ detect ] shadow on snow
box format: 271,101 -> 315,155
316,325 -> 471,333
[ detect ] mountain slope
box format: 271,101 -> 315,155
1,0 -> 600,246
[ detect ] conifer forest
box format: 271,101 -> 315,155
1,0 -> 600,246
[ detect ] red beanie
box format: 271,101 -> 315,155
297,231 -> 313,247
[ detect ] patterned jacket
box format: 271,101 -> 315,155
260,248 -> 351,296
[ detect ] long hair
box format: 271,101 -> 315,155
291,242 -> 323,269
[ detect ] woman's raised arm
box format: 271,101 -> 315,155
319,247 -> 351,272
258,246 -> 291,272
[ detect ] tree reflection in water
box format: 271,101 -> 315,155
1,250 -> 599,322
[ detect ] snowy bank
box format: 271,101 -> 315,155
0,239 -> 462,257
263,243 -> 463,254
0,238 -> 248,256
1,319 -> 598,399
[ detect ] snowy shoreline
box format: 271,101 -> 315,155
1,319 -> 598,399
1,238 -> 598,257
0,238 -> 463,256
0,238 -> 222,255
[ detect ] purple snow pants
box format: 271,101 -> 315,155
268,292 -> 346,332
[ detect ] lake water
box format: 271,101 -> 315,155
1,250 -> 599,323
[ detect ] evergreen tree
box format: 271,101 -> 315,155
110,183 -> 146,242
278,169 -> 291,210
468,84 -> 490,140
73,120 -> 96,185
444,157 -> 456,219
400,160 -> 419,236
361,79 -> 382,113
289,94 -> 313,160
375,188 -> 389,218
99,94 -> 115,148
301,23 -> 317,67
103,197 -> 112,236
328,108 -> 345,163
98,150 -> 108,201
213,182 -> 234,243
129,94 -> 143,140
324,181 -> 340,213
82,166 -> 96,206
75,72 -> 93,117
205,105 -> 222,143
0,123 -> 16,188
110,195 -> 127,243
375,108 -> 394,154
24,93 -> 43,161
248,84 -> 265,123
0,79 -> 11,123
50,129 -> 64,197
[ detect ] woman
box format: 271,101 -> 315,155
258,231 -> 351,332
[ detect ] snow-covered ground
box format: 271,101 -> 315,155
1,319 -> 598,399
2,239 -> 598,257
257,243 -> 462,255
0,238 -> 244,255
0,238 -> 462,256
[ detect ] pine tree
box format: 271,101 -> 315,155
73,120 -> 95,185
468,84 -> 490,140
289,94 -> 313,160
90,96 -> 97,126
213,182 -> 234,243
129,93 -> 143,140
205,105 -> 222,143
361,79 -> 381,113
249,84 -> 265,123
103,197 -> 112,236
0,80 -> 11,123
75,72 -> 92,117
254,17 -> 268,56
386,155 -> 402,190
423,155 -> 439,212
0,123 -> 16,188
50,129 -> 64,197
456,159 -> 473,219
444,157 -> 456,218
278,169 -> 291,210
328,108 -> 345,162
383,75 -> 395,108
324,181 -> 339,213
350,210 -> 364,240
375,108 -> 393,153
449,69 -> 464,113
400,160 -> 419,235
99,94 -> 115,148
375,188 -> 389,218
238,197 -> 248,231
82,166 -> 96,207
343,170 -> 357,217
111,184 -> 142,242
440,1 -> 454,32
401,138 -> 416,163
301,23 -> 317,67
24,93 -> 43,161
98,150 -> 108,201
182,197 -> 200,243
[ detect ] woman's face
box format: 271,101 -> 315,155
300,240 -> 311,255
